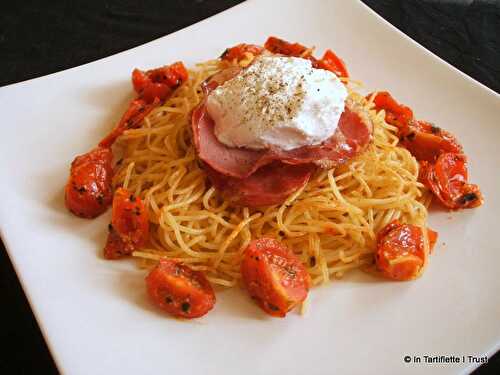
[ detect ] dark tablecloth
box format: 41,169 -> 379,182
1,1 -> 498,373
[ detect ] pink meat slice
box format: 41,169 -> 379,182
191,67 -> 373,206
204,161 -> 314,207
192,96 -> 372,178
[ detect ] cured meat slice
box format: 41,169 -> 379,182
204,161 -> 314,207
192,95 -> 372,178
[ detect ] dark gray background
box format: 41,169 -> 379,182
1,1 -> 498,373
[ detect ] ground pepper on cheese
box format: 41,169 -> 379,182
206,55 -> 348,150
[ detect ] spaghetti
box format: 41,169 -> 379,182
112,57 -> 431,288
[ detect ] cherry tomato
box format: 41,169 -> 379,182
370,91 -> 414,130
131,68 -> 149,94
100,62 -> 188,148
141,83 -> 172,104
65,147 -> 113,218
99,97 -> 159,148
376,220 -> 437,281
104,187 -> 149,259
146,259 -> 216,319
220,43 -> 263,62
264,36 -> 311,57
419,153 -> 483,209
316,49 -> 349,78
147,62 -> 188,87
241,238 -> 310,317
264,37 -> 349,79
399,120 -> 462,162
370,92 -> 463,162
132,62 -> 189,96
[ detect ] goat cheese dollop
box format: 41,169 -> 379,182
206,55 -> 348,150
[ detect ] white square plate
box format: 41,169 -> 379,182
1,1 -> 499,374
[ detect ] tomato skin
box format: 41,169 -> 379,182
101,62 -> 189,148
264,37 -> 349,78
399,120 -> 462,162
241,238 -> 310,317
132,62 -> 188,99
370,91 -> 414,130
369,91 -> 482,210
376,220 -> 437,281
419,153 -> 483,209
146,259 -> 216,319
221,43 -> 263,62
104,187 -> 149,259
316,49 -> 349,78
99,97 -> 159,148
131,68 -> 149,93
141,83 -> 172,104
147,62 -> 188,87
370,92 -> 462,162
65,147 -> 113,218
264,36 -> 310,57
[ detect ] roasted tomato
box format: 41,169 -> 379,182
369,91 -> 414,130
99,97 -> 159,148
264,37 -> 349,78
132,61 -> 188,101
241,238 -> 310,317
419,153 -> 483,209
104,188 -> 149,259
220,43 -> 263,62
376,220 -> 438,281
399,120 -> 462,162
370,92 -> 463,162
264,36 -> 311,57
146,259 -> 216,319
65,147 -> 113,218
316,49 -> 349,78
100,62 -> 188,148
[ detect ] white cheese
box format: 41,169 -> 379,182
206,55 -> 348,151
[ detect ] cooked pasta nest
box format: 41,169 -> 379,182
112,57 -> 431,287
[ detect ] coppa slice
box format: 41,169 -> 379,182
192,68 -> 373,179
204,161 -> 315,207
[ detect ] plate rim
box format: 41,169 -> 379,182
0,1 -> 498,374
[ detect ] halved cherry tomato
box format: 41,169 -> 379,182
419,153 -> 483,209
99,97 -> 159,148
221,43 -> 263,62
100,62 -> 188,148
131,68 -> 149,94
399,120 -> 462,162
65,147 -> 113,218
132,61 -> 189,98
146,61 -> 188,87
264,36 -> 311,57
104,187 -> 149,259
369,91 -> 414,130
146,259 -> 216,319
376,220 -> 437,281
141,83 -> 172,104
370,92 -> 462,162
264,37 -> 349,79
241,238 -> 310,317
316,49 -> 349,78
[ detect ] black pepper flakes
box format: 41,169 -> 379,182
458,193 -> 478,204
430,125 -> 441,134
267,303 -> 279,311
181,302 -> 190,312
96,194 -> 104,205
309,256 -> 316,267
